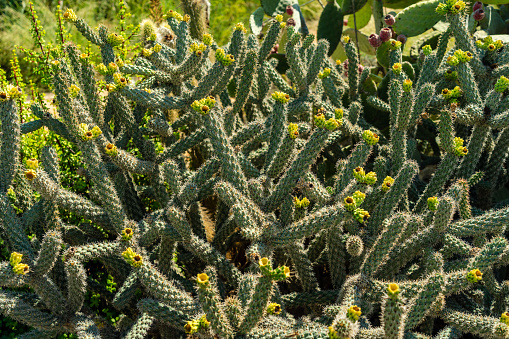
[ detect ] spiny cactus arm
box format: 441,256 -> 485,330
156,127 -> 207,163
469,237 -> 508,272
344,39 -> 360,98
265,61 -> 295,97
101,141 -> 156,175
231,204 -> 261,241
264,98 -> 289,172
448,208 -> 509,237
69,14 -> 104,46
285,29 -> 306,92
378,198 -> 453,278
305,40 -> 329,87
300,172 -> 331,207
488,110 -> 509,130
196,268 -> 234,338
286,241 -> 319,292
232,51 -> 257,116
445,179 -> 472,219
237,276 -> 275,334
456,62 -> 481,105
267,203 -> 346,247
178,158 -> 220,206
214,180 -> 266,226
0,262 -> 27,288
440,308 -> 508,338
230,120 -> 264,146
367,95 -> 391,113
456,124 -> 490,180
415,54 -> 438,89
190,60 -> 234,101
405,275 -> 445,331
322,75 -> 343,108
135,261 -> 201,314
391,129 -> 407,176
368,160 -> 418,233
28,274 -> 68,316
486,128 -> 509,186
174,20 -> 191,64
32,230 -> 62,278
281,290 -> 339,308
256,65 -> 271,108
0,195 -> 34,261
333,141 -> 373,196
258,20 -> 282,64
112,271 -> 139,310
389,78 -> 403,129
121,87 -> 185,111
381,285 -> 407,339
137,298 -> 188,329
0,290 -> 64,332
202,109 -> 249,195
0,99 -> 20,192
73,313 -> 101,338
125,313 -> 155,339
65,259 -> 86,314
447,16 -> 484,75
440,234 -> 473,259
121,63 -> 156,77
356,327 -> 385,339
20,120 -> 44,135
327,228 -> 347,289
30,104 -> 75,143
361,213 -> 409,276
166,206 -> 242,287
16,329 -> 61,339
69,241 -> 121,262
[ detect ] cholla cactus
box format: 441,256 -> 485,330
1,3 -> 509,339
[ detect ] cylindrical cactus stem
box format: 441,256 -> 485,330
65,259 -> 87,314
202,110 -> 249,195
196,269 -> 234,338
446,179 -> 472,219
305,40 -> 329,87
440,234 -> 472,259
286,241 -> 319,292
413,153 -> 458,214
112,271 -> 139,310
232,50 -> 257,116
405,274 -> 445,331
368,161 -> 418,233
391,129 -> 407,176
237,275 -> 275,334
0,194 -> 34,260
485,127 -> 509,187
135,261 -> 201,315
456,62 -> 481,105
334,142 -> 373,196
327,229 -> 348,289
441,308 -> 505,338
361,213 -> 409,277
74,18 -> 104,46
0,99 -> 20,192
265,61 -> 295,96
381,284 -> 407,339
264,128 -> 331,212
264,98 -> 289,172
266,124 -> 297,179
267,203 -> 346,247
410,83 -> 435,123
456,124 -> 490,180
137,298 -> 188,328
448,15 -> 484,75
124,313 -> 155,339
344,40 -> 360,98
0,290 -> 64,331
258,20 -> 282,64
32,230 -> 62,278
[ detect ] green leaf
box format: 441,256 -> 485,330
341,0 -> 368,15
347,2 -> 372,29
250,7 -> 265,36
383,0 -> 421,9
480,6 -> 508,35
376,41 -> 391,69
261,0 -> 295,16
392,0 -> 442,37
317,1 -> 344,56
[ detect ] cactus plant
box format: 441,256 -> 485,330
1,1 -> 509,338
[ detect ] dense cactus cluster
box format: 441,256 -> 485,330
1,1 -> 509,338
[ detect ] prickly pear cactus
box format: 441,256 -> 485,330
1,1 -> 509,339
